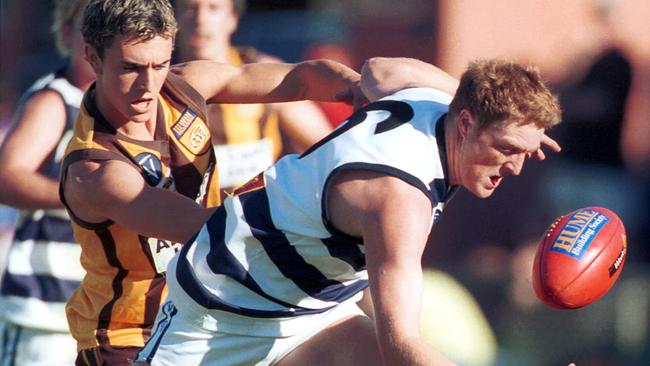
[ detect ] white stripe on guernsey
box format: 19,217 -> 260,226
0,297 -> 69,331
6,240 -> 84,280
54,130 -> 74,164
227,196 -> 340,310
189,237 -> 290,312
190,197 -> 337,311
48,77 -> 84,106
26,208 -> 70,221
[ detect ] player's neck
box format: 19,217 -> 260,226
94,85 -> 158,141
444,115 -> 460,186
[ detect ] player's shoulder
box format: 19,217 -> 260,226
383,87 -> 453,105
68,159 -> 137,188
15,89 -> 67,123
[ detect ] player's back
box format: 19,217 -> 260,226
168,87 -> 456,336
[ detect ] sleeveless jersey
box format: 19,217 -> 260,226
170,88 -> 459,335
0,69 -> 85,332
59,73 -> 220,351
210,47 -> 282,191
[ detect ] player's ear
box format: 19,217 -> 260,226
457,109 -> 475,138
85,44 -> 102,74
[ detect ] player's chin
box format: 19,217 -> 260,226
468,184 -> 496,199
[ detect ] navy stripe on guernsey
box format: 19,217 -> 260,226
176,190 -> 368,318
0,273 -> 80,303
134,301 -> 177,364
1,321 -> 22,366
1,216 -> 79,302
321,236 -> 365,271
13,215 -> 75,243
236,190 -> 367,302
177,209 -> 331,318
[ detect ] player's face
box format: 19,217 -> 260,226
177,0 -> 238,60
456,116 -> 544,198
88,34 -> 172,125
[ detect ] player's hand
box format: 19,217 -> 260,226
535,133 -> 561,160
335,81 -> 368,111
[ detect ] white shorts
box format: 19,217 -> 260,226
0,319 -> 77,366
134,299 -> 365,366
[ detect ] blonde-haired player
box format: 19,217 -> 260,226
136,57 -> 561,365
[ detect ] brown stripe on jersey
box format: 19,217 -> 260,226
82,87 -> 118,136
141,275 -> 166,330
137,235 -> 158,271
94,225 -> 129,348
75,348 -> 100,366
168,147 -> 208,199
163,73 -> 208,123
207,104 -> 226,145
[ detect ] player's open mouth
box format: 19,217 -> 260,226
489,175 -> 502,187
131,98 -> 152,113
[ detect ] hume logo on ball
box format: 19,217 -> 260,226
550,209 -> 609,260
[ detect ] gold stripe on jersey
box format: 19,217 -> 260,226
60,73 -> 219,352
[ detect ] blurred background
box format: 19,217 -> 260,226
1,0 -> 648,365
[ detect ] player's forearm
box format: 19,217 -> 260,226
0,172 -> 64,210
361,57 -> 459,101
111,185 -> 215,244
290,59 -> 360,102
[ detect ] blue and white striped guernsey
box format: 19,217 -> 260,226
0,69 -> 85,332
169,88 -> 459,334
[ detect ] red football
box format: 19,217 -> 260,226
532,206 -> 627,309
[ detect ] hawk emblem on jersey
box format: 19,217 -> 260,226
190,124 -> 208,149
173,111 -> 210,155
135,152 -> 163,186
232,171 -> 266,196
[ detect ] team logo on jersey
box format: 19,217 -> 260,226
135,152 -> 163,186
171,108 -> 197,139
190,124 -> 208,149
174,112 -> 210,155
550,209 -> 609,260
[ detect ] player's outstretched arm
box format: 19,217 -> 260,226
0,91 -> 67,210
173,59 -> 361,106
328,170 -> 457,366
360,57 -> 459,102
63,159 -> 213,244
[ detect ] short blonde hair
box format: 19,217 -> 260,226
51,0 -> 88,56
82,0 -> 178,58
448,59 -> 561,129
